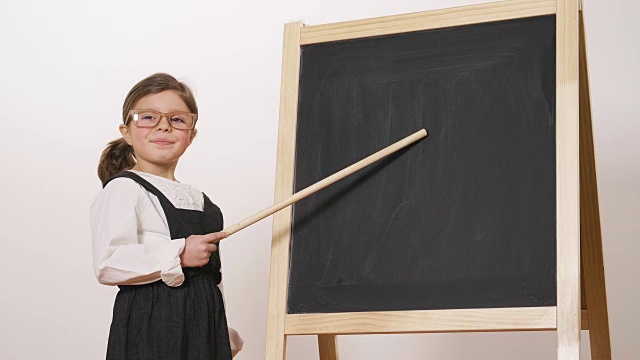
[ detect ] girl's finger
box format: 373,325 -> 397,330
205,232 -> 229,243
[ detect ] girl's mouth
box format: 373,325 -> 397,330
151,139 -> 175,145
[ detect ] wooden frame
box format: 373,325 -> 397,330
556,0 -> 581,358
578,6 -> 612,358
267,0 -> 610,359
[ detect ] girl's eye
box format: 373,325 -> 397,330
141,114 -> 157,121
171,117 -> 186,123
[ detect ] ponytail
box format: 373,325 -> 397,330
98,138 -> 136,187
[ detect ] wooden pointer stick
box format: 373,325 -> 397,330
221,128 -> 428,236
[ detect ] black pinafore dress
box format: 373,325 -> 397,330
104,171 -> 232,360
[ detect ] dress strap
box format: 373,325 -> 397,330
104,171 -> 180,216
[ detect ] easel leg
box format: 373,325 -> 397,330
579,10 -> 612,360
265,328 -> 287,360
318,334 -> 339,360
556,0 -> 581,358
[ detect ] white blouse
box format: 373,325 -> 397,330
90,170 -> 243,352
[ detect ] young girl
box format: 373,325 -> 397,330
91,73 -> 243,359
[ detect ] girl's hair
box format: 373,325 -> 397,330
97,73 -> 198,185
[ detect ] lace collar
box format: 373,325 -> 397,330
130,170 -> 204,211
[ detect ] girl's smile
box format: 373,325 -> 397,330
150,137 -> 176,145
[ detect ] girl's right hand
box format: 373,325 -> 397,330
180,232 -> 229,267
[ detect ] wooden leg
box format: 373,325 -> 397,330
557,0 -> 581,359
265,333 -> 287,360
578,10 -> 612,360
318,335 -> 339,360
266,20 -> 304,360
580,259 -> 589,330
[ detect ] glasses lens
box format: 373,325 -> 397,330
169,114 -> 194,129
133,111 -> 160,127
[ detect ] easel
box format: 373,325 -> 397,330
266,0 -> 611,359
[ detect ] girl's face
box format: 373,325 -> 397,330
120,90 -> 197,170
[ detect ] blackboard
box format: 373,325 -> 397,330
287,15 -> 557,314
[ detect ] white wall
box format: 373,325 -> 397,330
0,0 -> 637,359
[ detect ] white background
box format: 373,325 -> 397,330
0,0 -> 637,359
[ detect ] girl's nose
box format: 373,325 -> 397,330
156,116 -> 172,131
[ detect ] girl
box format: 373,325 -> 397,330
91,73 -> 243,359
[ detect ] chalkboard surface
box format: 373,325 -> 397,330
288,15 -> 557,314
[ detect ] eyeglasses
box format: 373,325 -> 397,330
127,110 -> 198,130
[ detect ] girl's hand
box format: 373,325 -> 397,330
180,232 -> 229,267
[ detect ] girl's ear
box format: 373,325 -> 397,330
189,129 -> 197,144
119,124 -> 132,145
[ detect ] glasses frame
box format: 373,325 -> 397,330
126,109 -> 198,130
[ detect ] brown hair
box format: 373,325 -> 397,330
97,73 -> 198,185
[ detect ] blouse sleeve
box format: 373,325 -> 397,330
90,178 -> 186,287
